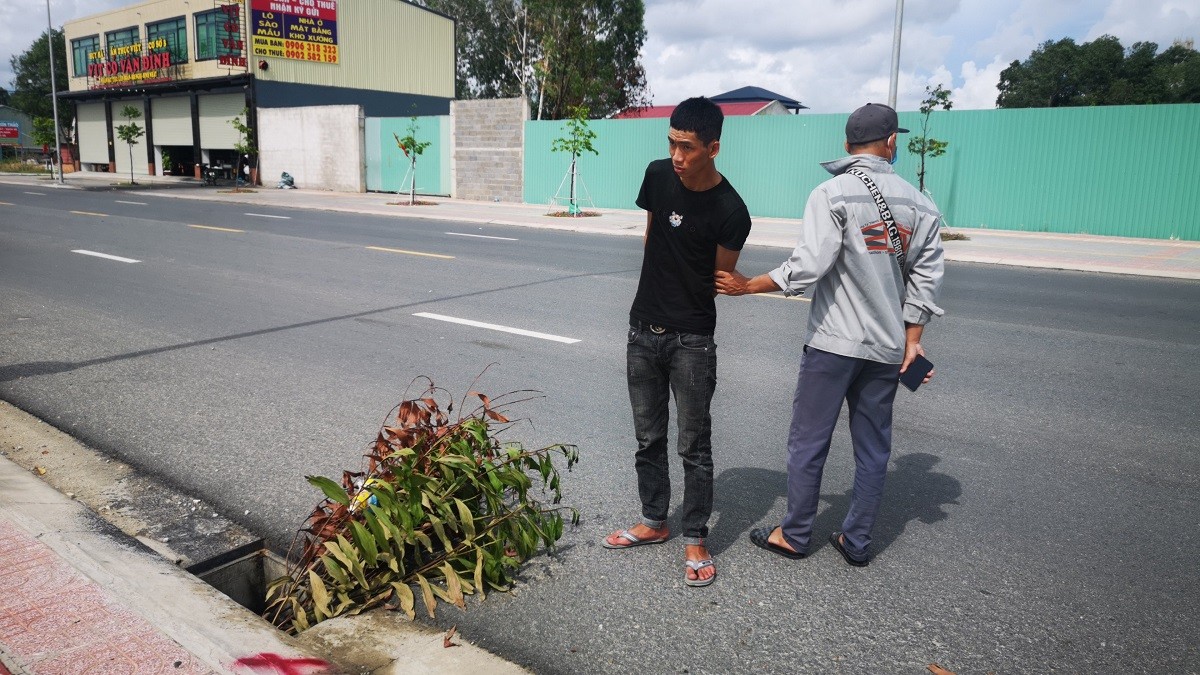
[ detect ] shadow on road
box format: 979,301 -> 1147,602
705,451 -> 960,556
814,452 -> 962,555
0,267 -> 638,384
707,466 -> 788,554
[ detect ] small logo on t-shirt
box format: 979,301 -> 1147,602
669,211 -> 683,228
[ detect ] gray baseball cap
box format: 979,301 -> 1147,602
846,103 -> 909,144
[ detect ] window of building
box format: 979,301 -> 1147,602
194,9 -> 240,61
71,35 -> 100,77
104,26 -> 140,60
147,16 -> 188,64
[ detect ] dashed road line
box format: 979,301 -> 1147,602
445,232 -> 518,241
189,224 -> 244,233
0,201 -> 12,206
115,200 -> 147,205
23,191 -> 45,196
414,312 -> 580,344
245,213 -> 290,219
366,245 -> 454,260
71,210 -> 108,217
72,249 -> 140,264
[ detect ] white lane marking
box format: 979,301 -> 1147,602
366,245 -> 455,260
445,232 -> 518,242
189,224 -> 244,233
245,212 -> 291,219
72,249 -> 141,264
23,191 -> 46,196
116,200 -> 147,205
413,312 -> 580,344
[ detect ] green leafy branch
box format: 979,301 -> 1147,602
550,104 -> 597,159
265,379 -> 579,633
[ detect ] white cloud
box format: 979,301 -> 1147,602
1086,0 -> 1200,46
954,56 -> 1007,109
641,0 -> 1200,113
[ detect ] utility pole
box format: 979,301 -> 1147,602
46,0 -> 64,185
888,0 -> 904,109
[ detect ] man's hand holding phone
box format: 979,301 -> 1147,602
899,339 -> 935,392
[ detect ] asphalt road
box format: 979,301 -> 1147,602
1,183 -> 1197,674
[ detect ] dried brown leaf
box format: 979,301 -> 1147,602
443,625 -> 459,648
927,665 -> 956,675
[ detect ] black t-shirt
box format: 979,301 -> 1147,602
630,159 -> 752,335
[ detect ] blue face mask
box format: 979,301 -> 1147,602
889,146 -> 899,165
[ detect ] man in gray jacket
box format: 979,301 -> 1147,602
715,102 -> 944,566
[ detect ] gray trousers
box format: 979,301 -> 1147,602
780,346 -> 901,557
626,324 -> 718,545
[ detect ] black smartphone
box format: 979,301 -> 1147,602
899,355 -> 934,392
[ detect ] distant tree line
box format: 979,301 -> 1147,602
416,0 -> 649,120
997,36 -> 1200,108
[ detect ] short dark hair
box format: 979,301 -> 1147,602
669,97 -> 723,145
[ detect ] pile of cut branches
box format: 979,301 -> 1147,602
265,379 -> 578,633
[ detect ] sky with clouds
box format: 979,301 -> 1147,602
2,0 -> 1197,113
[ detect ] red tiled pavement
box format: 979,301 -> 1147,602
0,520 -> 214,675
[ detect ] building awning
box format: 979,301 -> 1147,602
57,74 -> 254,102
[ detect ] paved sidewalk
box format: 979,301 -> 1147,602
3,171 -> 1198,280
0,451 -> 324,674
0,401 -> 528,675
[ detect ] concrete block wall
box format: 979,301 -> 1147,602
451,98 -> 528,203
259,105 -> 365,193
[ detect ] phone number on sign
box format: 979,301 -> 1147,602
284,41 -> 338,62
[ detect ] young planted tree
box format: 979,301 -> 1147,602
393,116 -> 432,205
550,104 -> 597,215
229,107 -> 256,191
906,84 -> 952,193
115,105 -> 145,185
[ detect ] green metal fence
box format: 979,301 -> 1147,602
366,115 -> 450,196
524,104 -> 1200,240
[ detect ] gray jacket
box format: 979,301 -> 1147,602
767,154 -> 945,364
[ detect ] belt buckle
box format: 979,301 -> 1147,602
649,324 -> 667,334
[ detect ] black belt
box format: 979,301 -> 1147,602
630,320 -> 709,336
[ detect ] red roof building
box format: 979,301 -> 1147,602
612,86 -> 806,119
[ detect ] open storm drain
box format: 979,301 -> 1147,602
188,541 -> 288,615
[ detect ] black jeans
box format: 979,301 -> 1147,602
626,323 -> 718,544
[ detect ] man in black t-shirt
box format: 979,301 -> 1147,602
602,97 -> 752,588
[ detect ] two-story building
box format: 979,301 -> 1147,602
61,0 -> 454,180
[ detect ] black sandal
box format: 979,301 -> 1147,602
750,527 -> 806,560
828,531 -> 870,567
